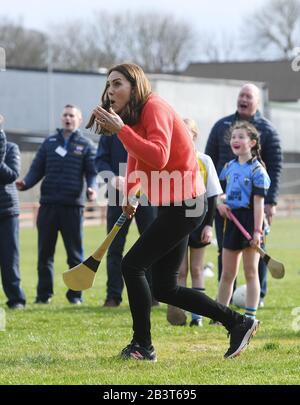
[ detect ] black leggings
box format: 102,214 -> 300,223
122,195 -> 243,348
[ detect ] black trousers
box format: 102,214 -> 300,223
122,196 -> 243,348
0,215 -> 26,307
36,204 -> 83,301
106,203 -> 157,303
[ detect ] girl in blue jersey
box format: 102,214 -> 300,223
217,121 -> 270,319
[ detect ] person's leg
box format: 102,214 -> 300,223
105,205 -> 131,305
190,247 -> 206,289
134,204 -> 157,299
166,249 -> 188,326
59,205 -> 84,302
243,248 -> 260,318
36,205 -> 58,302
122,199 -> 244,350
217,249 -> 241,306
0,216 -> 26,307
189,247 -> 206,325
215,211 -> 224,281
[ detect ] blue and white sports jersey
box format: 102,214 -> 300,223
219,158 -> 271,209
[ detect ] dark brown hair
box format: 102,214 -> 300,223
86,63 -> 152,134
227,121 -> 265,167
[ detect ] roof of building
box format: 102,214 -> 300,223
184,60 -> 300,102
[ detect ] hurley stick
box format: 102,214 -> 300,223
228,211 -> 285,279
63,193 -> 140,291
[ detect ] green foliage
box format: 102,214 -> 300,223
0,218 -> 300,385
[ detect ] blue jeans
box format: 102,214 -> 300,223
0,215 -> 26,307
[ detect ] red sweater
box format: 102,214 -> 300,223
118,94 -> 205,205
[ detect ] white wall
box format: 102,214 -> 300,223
0,69 -> 106,135
270,102 -> 300,153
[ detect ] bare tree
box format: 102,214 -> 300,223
195,30 -> 242,62
1,11 -> 196,72
241,0 -> 300,59
48,21 -> 102,71
89,11 -> 196,72
0,17 -> 47,67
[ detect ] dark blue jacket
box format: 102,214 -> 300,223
23,129 -> 97,206
0,133 -> 20,218
205,111 -> 282,205
95,134 -> 127,203
95,134 -> 127,176
0,130 -> 7,164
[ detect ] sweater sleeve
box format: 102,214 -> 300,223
118,100 -> 173,170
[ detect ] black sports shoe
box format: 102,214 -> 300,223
224,317 -> 260,359
34,298 -> 52,304
120,341 -> 157,362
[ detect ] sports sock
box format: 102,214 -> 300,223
244,307 -> 257,319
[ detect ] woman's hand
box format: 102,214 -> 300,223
93,106 -> 125,134
122,203 -> 137,219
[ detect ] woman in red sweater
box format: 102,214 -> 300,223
88,63 -> 259,361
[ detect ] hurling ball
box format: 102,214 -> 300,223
232,284 -> 247,308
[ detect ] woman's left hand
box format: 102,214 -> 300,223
93,106 -> 125,134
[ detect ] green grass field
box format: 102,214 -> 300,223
0,217 -> 300,385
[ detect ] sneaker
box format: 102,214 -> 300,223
167,305 -> 187,326
190,318 -> 203,327
120,341 -> 157,362
34,298 -> 52,304
68,298 -> 82,305
259,299 -> 264,308
209,319 -> 223,326
103,298 -> 120,307
224,317 -> 260,359
8,303 -> 25,310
